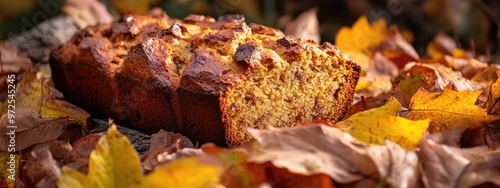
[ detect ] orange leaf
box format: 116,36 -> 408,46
335,16 -> 387,56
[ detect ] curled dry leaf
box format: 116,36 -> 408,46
336,97 -> 430,150
394,62 -> 486,107
110,0 -> 160,15
354,74 -> 393,100
471,65 -> 499,83
0,41 -> 31,74
441,55 -> 488,79
142,148 -> 203,173
485,124 -> 500,149
23,143 -> 61,188
426,33 -> 457,59
461,127 -> 487,148
87,118 -> 151,153
62,0 -> 113,29
406,84 -> 500,132
198,144 -> 257,188
418,138 -> 500,188
10,71 -> 90,127
66,133 -> 102,174
246,162 -> 334,188
45,140 -> 73,163
370,26 -> 419,68
141,129 -> 196,172
283,7 -> 320,43
0,107 -> 80,151
0,42 -> 32,102
485,69 -> 500,115
405,62 -> 485,91
246,124 -> 419,187
149,129 -> 193,151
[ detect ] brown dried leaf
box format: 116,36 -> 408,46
335,16 -> 387,56
395,62 -> 486,107
354,74 -> 393,99
0,107 -> 80,151
24,143 -> 61,188
344,93 -> 392,119
142,148 -> 203,173
13,71 -> 90,127
368,52 -> 399,77
485,124 -> 500,149
485,69 -> 500,115
0,41 -> 31,74
246,162 -> 334,188
370,26 -> 419,68
283,7 -> 320,43
67,133 -> 102,174
141,129 -> 197,172
246,124 -> 419,186
418,138 -> 500,188
432,127 -> 468,147
426,33 -> 457,59
46,140 -> 72,163
149,130 -> 193,152
471,65 -> 499,83
394,64 -> 438,107
62,0 -> 113,29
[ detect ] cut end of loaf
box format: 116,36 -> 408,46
222,36 -> 360,147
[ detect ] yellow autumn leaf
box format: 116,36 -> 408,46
6,72 -> 90,127
335,16 -> 387,56
57,123 -> 222,188
335,98 -> 430,150
406,84 -> 500,131
485,69 -> 500,115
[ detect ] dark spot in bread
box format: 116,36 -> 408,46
233,42 -> 256,64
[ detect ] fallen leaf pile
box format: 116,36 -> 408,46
1,14 -> 500,188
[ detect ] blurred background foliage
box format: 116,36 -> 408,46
0,0 -> 499,59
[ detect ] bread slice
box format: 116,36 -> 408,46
50,11 -> 360,147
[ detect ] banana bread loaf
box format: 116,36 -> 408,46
50,10 -> 360,147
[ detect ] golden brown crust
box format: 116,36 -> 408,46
50,11 -> 360,146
